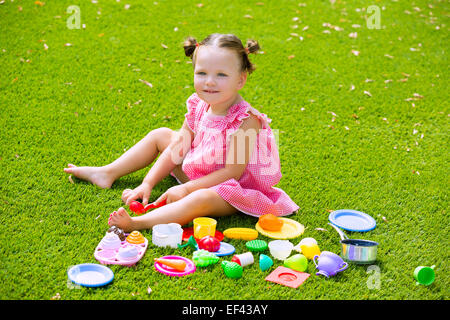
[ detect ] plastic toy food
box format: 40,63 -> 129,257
245,239 -> 268,252
414,265 -> 435,286
178,235 -> 198,249
268,240 -> 294,260
294,237 -> 317,252
300,243 -> 321,260
231,252 -> 254,267
222,261 -> 243,279
223,228 -> 258,240
207,242 -> 236,257
258,214 -> 284,231
197,236 -> 221,252
259,254 -> 274,271
154,255 -> 196,277
100,232 -> 122,250
313,251 -> 348,278
126,231 -> 145,244
255,218 -> 305,240
152,223 -> 183,248
107,226 -> 126,241
192,250 -> 220,267
155,257 -> 187,271
94,231 -> 148,267
117,246 -> 139,261
284,254 -> 308,272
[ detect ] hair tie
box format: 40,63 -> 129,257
195,43 -> 200,47
245,47 -> 249,54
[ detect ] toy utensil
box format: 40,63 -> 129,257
129,199 -> 167,215
328,223 -> 378,264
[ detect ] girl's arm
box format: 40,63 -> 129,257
184,114 -> 262,194
142,120 -> 194,189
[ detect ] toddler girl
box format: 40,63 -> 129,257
64,33 -> 299,232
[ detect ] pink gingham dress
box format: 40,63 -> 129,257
173,93 -> 299,217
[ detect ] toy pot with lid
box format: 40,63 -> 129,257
313,251 -> 348,278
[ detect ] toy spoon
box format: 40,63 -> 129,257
129,199 -> 167,215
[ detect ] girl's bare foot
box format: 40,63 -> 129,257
108,207 -> 136,232
63,164 -> 115,189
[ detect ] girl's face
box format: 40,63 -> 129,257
194,45 -> 247,113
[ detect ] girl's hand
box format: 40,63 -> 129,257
154,184 -> 190,205
122,182 -> 152,206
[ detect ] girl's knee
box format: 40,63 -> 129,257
187,189 -> 217,211
186,189 -> 237,217
148,127 -> 174,152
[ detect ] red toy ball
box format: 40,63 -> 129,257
197,236 -> 220,252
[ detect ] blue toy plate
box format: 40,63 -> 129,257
67,263 -> 114,287
328,209 -> 376,232
195,242 -> 235,257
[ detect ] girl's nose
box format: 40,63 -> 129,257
205,76 -> 215,86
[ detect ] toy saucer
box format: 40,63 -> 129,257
195,241 -> 235,257
154,255 -> 196,277
182,227 -> 224,242
265,266 -> 310,288
328,209 -> 376,232
255,218 -> 305,239
94,233 -> 148,267
67,263 -> 114,288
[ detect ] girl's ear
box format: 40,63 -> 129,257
237,72 -> 248,90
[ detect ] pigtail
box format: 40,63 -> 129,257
183,36 -> 198,58
245,39 -> 260,54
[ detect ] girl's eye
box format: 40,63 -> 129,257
196,72 -> 206,75
218,73 -> 227,77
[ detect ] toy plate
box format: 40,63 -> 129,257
328,209 -> 376,232
255,218 -> 305,239
94,234 -> 148,267
67,263 -> 114,288
154,255 -> 196,277
195,241 -> 235,257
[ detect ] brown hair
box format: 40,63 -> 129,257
183,33 -> 260,74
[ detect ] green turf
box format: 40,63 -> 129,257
0,0 -> 448,300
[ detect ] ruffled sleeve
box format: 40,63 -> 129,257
224,103 -> 273,141
184,93 -> 201,133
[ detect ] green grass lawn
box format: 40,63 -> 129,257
0,0 -> 448,300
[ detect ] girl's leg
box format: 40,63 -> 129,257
108,189 -> 238,232
64,127 -> 176,188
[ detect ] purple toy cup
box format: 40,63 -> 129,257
313,251 -> 348,278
